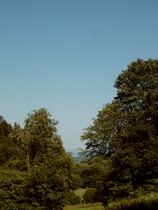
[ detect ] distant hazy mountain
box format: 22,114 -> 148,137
65,149 -> 87,163
66,149 -> 80,157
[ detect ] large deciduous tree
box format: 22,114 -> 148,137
81,59 -> 158,204
113,59 -> 158,183
1,108 -> 74,209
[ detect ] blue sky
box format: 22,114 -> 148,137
1,0 -> 158,150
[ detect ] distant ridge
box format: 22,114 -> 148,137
66,149 -> 79,157
66,149 -> 87,163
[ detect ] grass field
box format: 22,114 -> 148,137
70,206 -> 104,210
63,203 -> 104,210
63,192 -> 158,210
104,193 -> 158,210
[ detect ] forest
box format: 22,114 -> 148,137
0,58 -> 158,210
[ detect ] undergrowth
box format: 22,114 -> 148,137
105,193 -> 158,210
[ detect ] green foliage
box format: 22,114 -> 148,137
0,118 -> 12,139
0,108 -> 75,209
0,119 -> 16,165
81,59 -> 158,205
70,162 -> 83,189
104,194 -> 158,210
64,190 -> 81,205
0,145 -> 12,164
83,188 -> 100,203
81,156 -> 110,189
0,167 -> 28,210
81,102 -> 120,158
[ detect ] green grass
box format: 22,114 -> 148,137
71,206 -> 104,210
105,193 -> 158,210
63,203 -> 104,210
64,190 -> 158,210
64,193 -> 158,210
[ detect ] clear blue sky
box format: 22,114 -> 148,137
1,0 -> 158,150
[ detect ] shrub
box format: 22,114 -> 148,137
64,190 -> 81,205
83,188 -> 99,203
104,194 -> 158,210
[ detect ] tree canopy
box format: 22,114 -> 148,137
81,59 -> 158,204
0,108 -> 75,209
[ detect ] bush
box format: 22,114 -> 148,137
104,194 -> 158,210
0,168 -> 27,209
83,188 -> 99,203
64,190 -> 81,205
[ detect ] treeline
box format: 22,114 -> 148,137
0,110 -> 81,209
0,58 -> 158,209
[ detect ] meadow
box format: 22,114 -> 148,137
63,193 -> 158,210
104,193 -> 158,210
63,203 -> 104,210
